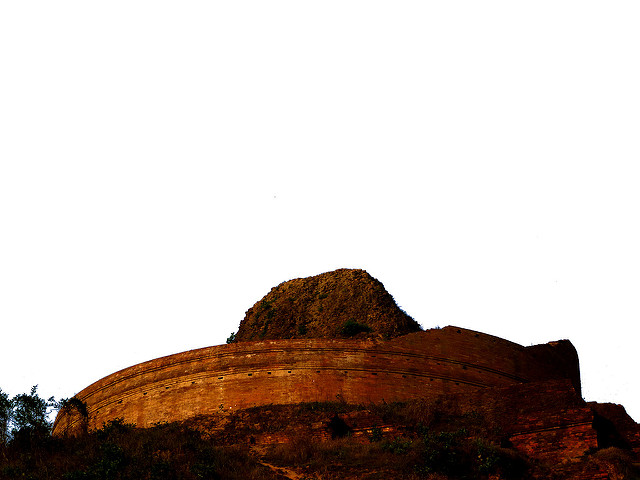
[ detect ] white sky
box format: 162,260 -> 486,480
1,2 -> 639,422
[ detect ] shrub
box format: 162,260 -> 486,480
340,320 -> 371,337
382,437 -> 413,455
418,428 -> 470,476
369,425 -> 383,442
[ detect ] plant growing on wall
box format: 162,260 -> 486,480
57,397 -> 89,419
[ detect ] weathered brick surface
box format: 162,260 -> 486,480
510,419 -> 596,463
416,379 -> 598,463
52,326 -> 579,436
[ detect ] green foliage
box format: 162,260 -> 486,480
0,385 -> 58,446
92,442 -> 128,479
11,385 -> 54,432
475,438 -> 506,474
96,418 -> 137,441
260,321 -> 269,338
381,437 -> 413,454
190,445 -> 221,479
255,300 -> 272,319
0,389 -> 10,445
58,397 -> 89,418
474,439 -> 528,478
418,428 -> 470,476
407,427 -> 528,479
226,331 -> 237,344
340,320 -> 371,337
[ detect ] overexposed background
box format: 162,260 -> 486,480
1,2 -> 639,421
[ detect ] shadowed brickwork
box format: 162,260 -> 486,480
52,326 -> 579,436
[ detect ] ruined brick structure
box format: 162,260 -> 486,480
52,324 -> 640,476
52,269 -> 640,476
53,326 -> 579,435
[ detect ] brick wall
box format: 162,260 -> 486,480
52,326 -> 580,436
440,379 -> 597,463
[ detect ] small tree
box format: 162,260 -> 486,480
0,388 -> 11,445
9,385 -> 57,442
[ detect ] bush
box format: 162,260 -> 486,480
418,428 -> 470,477
340,320 -> 371,337
382,437 -> 413,455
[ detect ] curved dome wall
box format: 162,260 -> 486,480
52,326 -> 581,436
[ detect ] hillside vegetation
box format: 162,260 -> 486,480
3,395 -> 638,479
234,269 -> 421,342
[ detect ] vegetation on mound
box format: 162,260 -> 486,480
1,415 -> 530,480
1,418 -> 276,480
3,387 -> 640,480
265,427 -> 529,480
233,269 -> 421,342
191,400 -> 640,480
